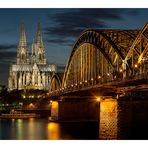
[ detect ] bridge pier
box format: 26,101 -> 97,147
50,96 -> 100,122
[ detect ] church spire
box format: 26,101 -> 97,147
18,20 -> 27,48
36,21 -> 44,48
32,21 -> 46,64
17,20 -> 29,64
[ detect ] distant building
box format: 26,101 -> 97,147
8,21 -> 56,91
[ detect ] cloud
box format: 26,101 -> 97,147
44,8 -> 140,46
0,44 -> 17,51
0,51 -> 16,64
126,9 -> 140,16
44,38 -> 74,46
0,48 -> 16,85
0,27 -> 16,35
0,44 -> 17,64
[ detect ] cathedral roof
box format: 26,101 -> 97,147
11,64 -> 55,72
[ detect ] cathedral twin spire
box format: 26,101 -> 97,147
17,20 -> 29,64
17,20 -> 46,65
18,20 -> 27,48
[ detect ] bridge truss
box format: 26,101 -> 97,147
49,23 -> 148,96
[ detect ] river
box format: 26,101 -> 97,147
1,99 -> 148,140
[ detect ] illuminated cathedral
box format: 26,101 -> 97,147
8,21 -> 56,91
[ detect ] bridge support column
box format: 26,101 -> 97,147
50,96 -> 100,121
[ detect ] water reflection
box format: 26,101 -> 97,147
1,99 -> 148,139
16,119 -> 23,139
0,118 -> 99,140
47,122 -> 60,140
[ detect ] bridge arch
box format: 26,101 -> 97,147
49,73 -> 62,92
62,29 -> 135,89
123,22 -> 148,77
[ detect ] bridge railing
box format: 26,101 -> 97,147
48,72 -> 148,97
125,72 -> 148,81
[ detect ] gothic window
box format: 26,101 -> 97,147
21,54 -> 25,61
12,78 -> 15,86
39,53 -> 42,60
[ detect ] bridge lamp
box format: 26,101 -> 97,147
23,95 -> 26,99
119,69 -> 123,73
98,75 -> 101,79
96,97 -> 101,102
29,103 -> 34,108
134,64 -> 138,68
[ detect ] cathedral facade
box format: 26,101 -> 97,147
8,21 -> 56,91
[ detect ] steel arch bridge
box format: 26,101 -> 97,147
49,73 -> 63,92
49,23 -> 148,97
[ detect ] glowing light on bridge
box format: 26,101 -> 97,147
22,95 -> 26,99
119,69 -> 123,73
29,103 -> 35,109
96,97 -> 101,102
134,64 -> 138,68
98,75 -> 101,79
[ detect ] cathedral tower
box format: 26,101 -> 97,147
31,21 -> 46,64
8,21 -> 56,91
17,20 -> 29,64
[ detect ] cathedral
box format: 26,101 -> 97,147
8,21 -> 56,91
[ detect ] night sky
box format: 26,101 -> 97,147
0,8 -> 147,86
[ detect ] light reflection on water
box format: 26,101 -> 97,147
47,122 -> 60,140
0,118 -> 98,140
16,119 -> 23,139
1,99 -> 148,139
